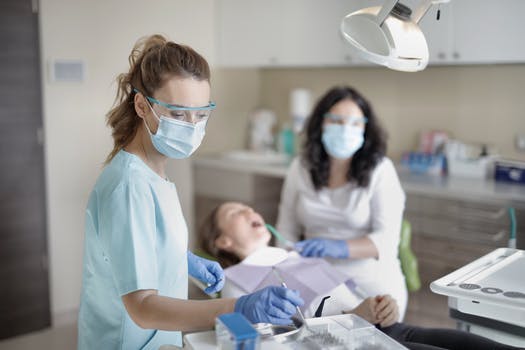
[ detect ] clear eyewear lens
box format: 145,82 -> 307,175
146,95 -> 215,124
324,113 -> 367,126
155,105 -> 212,123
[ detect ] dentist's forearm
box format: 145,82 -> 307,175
122,290 -> 236,332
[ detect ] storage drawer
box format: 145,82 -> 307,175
406,194 -> 509,226
406,214 -> 509,246
405,193 -> 510,245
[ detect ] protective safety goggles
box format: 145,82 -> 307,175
133,88 -> 216,124
324,113 -> 368,127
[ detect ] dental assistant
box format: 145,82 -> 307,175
78,35 -> 302,350
276,86 -> 408,319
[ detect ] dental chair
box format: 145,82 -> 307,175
399,219 -> 421,292
190,219 -> 421,299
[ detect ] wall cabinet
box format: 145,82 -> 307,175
420,0 -> 525,65
216,0 -> 283,67
216,0 -> 370,67
217,0 -> 525,67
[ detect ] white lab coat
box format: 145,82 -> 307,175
276,157 -> 408,319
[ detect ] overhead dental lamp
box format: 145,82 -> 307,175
340,0 -> 450,72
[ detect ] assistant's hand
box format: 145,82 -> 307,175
374,295 -> 399,328
235,286 -> 304,325
295,238 -> 349,258
187,251 -> 224,294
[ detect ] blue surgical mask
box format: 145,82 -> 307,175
145,109 -> 207,159
322,124 -> 364,159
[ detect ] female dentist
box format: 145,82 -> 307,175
78,35 -> 302,350
276,86 -> 408,319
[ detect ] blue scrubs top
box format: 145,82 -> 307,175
78,150 -> 188,349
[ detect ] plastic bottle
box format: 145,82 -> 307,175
278,123 -> 295,158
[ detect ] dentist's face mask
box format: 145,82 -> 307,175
138,89 -> 216,159
321,114 -> 367,159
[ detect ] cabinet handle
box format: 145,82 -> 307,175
420,226 -> 506,245
450,228 -> 507,244
438,52 -> 446,60
37,127 -> 44,146
449,206 -> 506,221
453,52 -> 460,60
32,0 -> 39,13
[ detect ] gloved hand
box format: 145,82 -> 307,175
295,238 -> 349,259
235,286 -> 304,325
187,251 -> 224,294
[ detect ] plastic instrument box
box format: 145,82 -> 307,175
216,313 -> 260,350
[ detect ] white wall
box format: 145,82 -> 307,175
39,0 -> 215,322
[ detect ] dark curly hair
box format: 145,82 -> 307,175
302,86 -> 387,189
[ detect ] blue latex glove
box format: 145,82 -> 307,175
295,238 -> 349,259
235,286 -> 304,325
187,251 -> 225,294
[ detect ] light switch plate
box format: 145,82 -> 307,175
49,59 -> 85,83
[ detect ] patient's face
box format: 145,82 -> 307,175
216,202 -> 271,258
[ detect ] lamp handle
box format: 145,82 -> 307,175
413,0 -> 452,24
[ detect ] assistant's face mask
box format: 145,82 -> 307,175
144,106 -> 207,159
321,124 -> 365,159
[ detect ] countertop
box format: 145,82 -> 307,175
193,155 -> 525,204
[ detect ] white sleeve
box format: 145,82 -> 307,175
276,158 -> 303,244
367,159 -> 406,261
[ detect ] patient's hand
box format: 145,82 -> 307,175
374,295 -> 399,327
347,297 -> 379,324
346,295 -> 398,327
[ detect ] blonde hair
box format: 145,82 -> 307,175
105,34 -> 211,163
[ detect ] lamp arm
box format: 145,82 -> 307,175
375,0 -> 399,26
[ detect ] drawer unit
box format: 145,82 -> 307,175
403,193 -> 524,329
405,194 -> 511,246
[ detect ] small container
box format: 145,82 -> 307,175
215,313 -> 260,350
495,159 -> 525,185
400,152 -> 446,175
278,125 -> 295,157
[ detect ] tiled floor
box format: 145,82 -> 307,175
0,323 -> 77,350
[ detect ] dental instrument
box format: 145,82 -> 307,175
271,266 -> 309,330
265,224 -> 297,251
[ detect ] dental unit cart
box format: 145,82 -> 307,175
431,248 -> 525,348
184,314 -> 407,349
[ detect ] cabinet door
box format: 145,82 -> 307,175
419,3 -> 455,64
278,0 -> 366,67
452,0 -> 525,64
216,0 -> 284,67
216,0 -> 371,67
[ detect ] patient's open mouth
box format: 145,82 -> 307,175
251,221 -> 263,228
